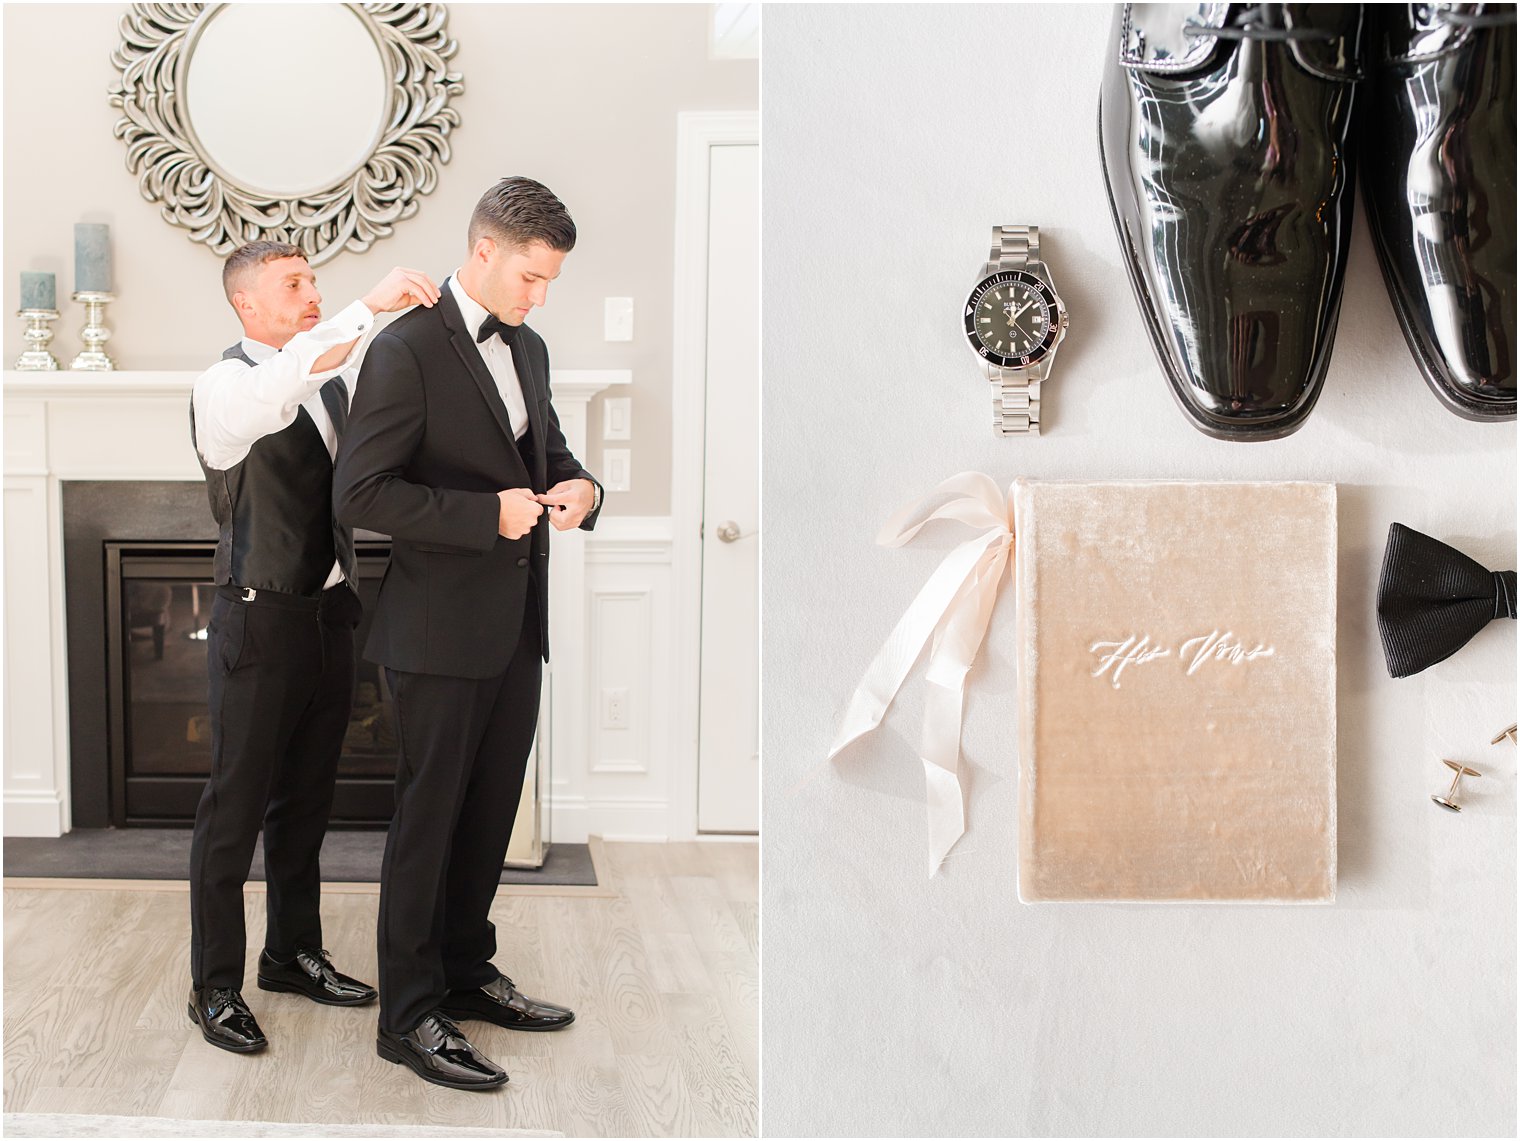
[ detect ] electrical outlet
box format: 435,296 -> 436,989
603,448 -> 631,492
602,687 -> 630,728
604,297 -> 634,341
603,397 -> 632,441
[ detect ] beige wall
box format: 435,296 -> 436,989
3,3 -> 756,515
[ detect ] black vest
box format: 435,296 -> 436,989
189,343 -> 356,597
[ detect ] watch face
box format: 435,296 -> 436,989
964,271 -> 1060,368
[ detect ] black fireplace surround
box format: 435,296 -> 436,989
63,481 -> 397,828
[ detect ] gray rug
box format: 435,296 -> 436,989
3,830 -> 595,886
3,1114 -> 561,1137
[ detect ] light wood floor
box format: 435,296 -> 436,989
3,840 -> 757,1137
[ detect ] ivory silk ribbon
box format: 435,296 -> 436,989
827,472 -> 1015,876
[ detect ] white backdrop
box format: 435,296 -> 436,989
761,5 -> 1517,1136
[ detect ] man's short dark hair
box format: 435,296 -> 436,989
468,177 -> 576,254
222,240 -> 305,304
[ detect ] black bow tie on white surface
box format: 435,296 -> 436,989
477,314 -> 520,345
1376,523 -> 1516,678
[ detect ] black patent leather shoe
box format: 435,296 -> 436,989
1099,3 -> 1366,440
1361,3 -> 1516,422
438,972 -> 576,1032
376,1012 -> 508,1091
257,947 -> 377,1006
187,986 -> 267,1053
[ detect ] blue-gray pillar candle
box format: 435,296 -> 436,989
74,223 -> 112,293
21,271 -> 56,310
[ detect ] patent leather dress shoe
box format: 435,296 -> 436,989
376,1012 -> 508,1091
1361,3 -> 1516,421
257,947 -> 377,1006
1100,3 -> 1366,440
188,986 -> 267,1053
437,973 -> 576,1031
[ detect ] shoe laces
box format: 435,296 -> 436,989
1183,5 -> 1339,42
1429,4 -> 1517,29
207,986 -> 241,1009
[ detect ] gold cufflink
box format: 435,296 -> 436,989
1431,759 -> 1481,813
1491,723 -> 1517,746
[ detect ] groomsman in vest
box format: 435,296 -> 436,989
335,178 -> 598,1090
188,241 -> 439,1053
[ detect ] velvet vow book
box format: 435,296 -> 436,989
1013,481 -> 1338,903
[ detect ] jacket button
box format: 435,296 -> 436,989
516,556 -> 529,567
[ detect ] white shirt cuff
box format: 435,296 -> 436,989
307,300 -> 374,378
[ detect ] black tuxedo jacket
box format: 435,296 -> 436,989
333,282 -> 600,679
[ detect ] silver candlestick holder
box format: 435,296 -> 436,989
14,308 -> 61,370
70,290 -> 116,370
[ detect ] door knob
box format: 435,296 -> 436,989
716,521 -> 742,543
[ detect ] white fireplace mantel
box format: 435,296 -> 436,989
2,368 -> 629,837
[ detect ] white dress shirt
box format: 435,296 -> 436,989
191,299 -> 375,589
447,273 -> 530,440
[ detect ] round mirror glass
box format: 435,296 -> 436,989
185,4 -> 388,198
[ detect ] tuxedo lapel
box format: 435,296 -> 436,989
440,282 -> 520,448
509,335 -> 548,468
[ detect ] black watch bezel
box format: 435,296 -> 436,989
964,270 -> 1059,369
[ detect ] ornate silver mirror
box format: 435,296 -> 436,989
110,3 -> 463,265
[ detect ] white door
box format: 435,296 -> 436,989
697,141 -> 759,833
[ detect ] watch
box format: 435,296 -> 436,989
963,225 -> 1069,436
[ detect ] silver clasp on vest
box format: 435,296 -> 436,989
241,587 -> 257,602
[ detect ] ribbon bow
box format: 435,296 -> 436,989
828,472 -> 1015,875
1376,522 -> 1516,678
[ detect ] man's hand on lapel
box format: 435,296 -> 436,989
537,479 -> 597,531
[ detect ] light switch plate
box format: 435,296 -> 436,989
604,297 -> 634,341
603,397 -> 632,441
603,448 -> 631,492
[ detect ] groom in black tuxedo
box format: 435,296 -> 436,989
334,177 -> 601,1091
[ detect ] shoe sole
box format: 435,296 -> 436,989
1096,96 -> 1329,443
436,1006 -> 576,1032
186,1003 -> 267,1054
256,976 -> 377,1007
376,1037 -> 509,1090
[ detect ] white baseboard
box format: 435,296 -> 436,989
549,794 -> 672,843
4,792 -> 65,837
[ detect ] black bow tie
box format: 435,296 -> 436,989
1376,523 -> 1516,678
477,314 -> 520,346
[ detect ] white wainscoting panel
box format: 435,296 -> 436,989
4,399 -> 48,475
555,516 -> 676,841
3,474 -> 67,835
589,589 -> 654,776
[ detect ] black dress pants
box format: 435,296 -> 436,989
376,599 -> 542,1035
189,584 -> 360,990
